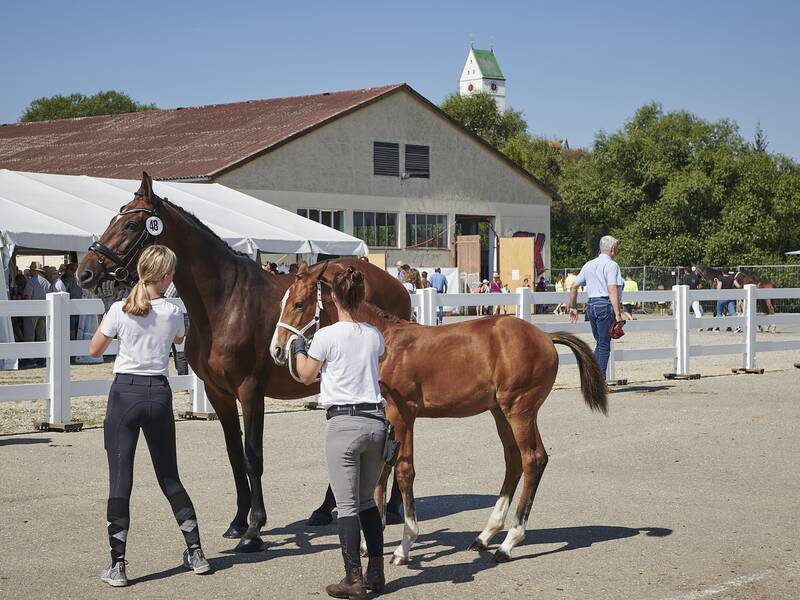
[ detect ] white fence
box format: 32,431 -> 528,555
0,292 -> 211,425
410,285 -> 800,379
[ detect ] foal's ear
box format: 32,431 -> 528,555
137,171 -> 153,198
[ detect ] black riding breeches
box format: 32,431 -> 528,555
104,374 -> 200,564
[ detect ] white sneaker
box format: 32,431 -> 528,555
182,548 -> 211,574
100,561 -> 128,587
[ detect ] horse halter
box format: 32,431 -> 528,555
276,281 -> 324,341
88,194 -> 164,287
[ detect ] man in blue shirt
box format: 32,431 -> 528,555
427,268 -> 448,325
568,236 -> 624,379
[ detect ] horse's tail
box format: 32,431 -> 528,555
549,332 -> 608,415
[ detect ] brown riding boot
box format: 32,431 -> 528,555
365,556 -> 385,592
325,566 -> 366,599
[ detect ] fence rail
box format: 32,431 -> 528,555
0,293 -> 211,425
410,285 -> 800,379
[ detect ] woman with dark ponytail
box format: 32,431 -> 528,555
292,266 -> 387,599
90,245 -> 210,586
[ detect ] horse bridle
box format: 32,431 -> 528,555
88,194 -> 164,287
276,280 -> 324,341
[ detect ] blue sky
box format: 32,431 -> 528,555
2,1 -> 798,158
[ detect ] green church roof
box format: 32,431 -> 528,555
472,49 -> 505,80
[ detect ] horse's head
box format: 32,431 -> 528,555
78,172 -> 165,290
270,262 -> 330,365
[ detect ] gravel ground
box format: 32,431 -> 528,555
0,369 -> 798,599
1,314 -> 798,435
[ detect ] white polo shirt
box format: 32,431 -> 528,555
100,299 -> 185,376
576,253 -> 624,299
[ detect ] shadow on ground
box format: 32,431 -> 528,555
383,524 -> 673,592
0,436 -> 51,446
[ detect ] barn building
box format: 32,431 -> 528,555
0,83 -> 551,281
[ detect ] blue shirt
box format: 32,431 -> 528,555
576,254 -> 624,299
427,272 -> 447,293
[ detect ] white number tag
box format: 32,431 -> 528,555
145,216 -> 163,236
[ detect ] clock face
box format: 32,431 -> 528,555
468,83 -> 474,92
491,82 -> 497,92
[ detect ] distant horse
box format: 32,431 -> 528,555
694,265 -> 778,331
273,266 -> 609,564
78,172 -> 410,552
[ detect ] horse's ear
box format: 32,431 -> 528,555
297,262 -> 309,276
137,172 -> 153,198
316,262 -> 329,280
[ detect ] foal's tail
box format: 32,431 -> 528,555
549,332 -> 608,415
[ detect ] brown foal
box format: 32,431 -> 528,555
273,268 -> 608,564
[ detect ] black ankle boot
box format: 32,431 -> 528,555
365,556 -> 385,592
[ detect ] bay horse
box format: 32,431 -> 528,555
272,267 -> 609,564
77,172 -> 410,551
694,265 -> 777,331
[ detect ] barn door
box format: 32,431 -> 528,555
456,235 -> 481,292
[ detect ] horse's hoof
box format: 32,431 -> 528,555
389,555 -> 408,566
468,539 -> 488,552
384,510 -> 404,525
306,511 -> 333,526
493,549 -> 512,563
234,536 -> 265,553
222,524 -> 247,539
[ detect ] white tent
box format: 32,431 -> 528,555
787,250 -> 800,255
0,169 -> 368,369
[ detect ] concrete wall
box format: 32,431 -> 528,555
216,89 -> 550,269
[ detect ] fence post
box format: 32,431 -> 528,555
607,341 -> 617,381
671,284 -> 690,376
46,292 -> 71,424
189,367 -> 213,414
516,287 -> 532,323
418,287 -> 436,326
743,284 -> 757,370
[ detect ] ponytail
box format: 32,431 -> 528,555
123,280 -> 152,316
121,245 -> 177,317
332,266 -> 365,315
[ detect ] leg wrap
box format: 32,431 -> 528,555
168,489 -> 201,550
107,497 -> 130,566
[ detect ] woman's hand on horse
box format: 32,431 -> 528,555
290,336 -> 308,358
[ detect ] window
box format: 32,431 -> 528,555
373,142 -> 400,176
405,144 -> 430,178
297,208 -> 343,231
353,211 -> 397,247
406,213 -> 447,249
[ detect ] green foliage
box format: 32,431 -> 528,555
531,102 -> 800,268
439,92 -> 526,149
21,91 -> 156,122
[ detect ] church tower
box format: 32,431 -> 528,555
459,47 -> 506,111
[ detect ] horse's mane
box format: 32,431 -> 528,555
358,300 -> 408,326
162,197 -> 253,260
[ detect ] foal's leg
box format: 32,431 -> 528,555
494,413 -> 549,562
206,387 -> 251,539
390,423 -> 419,566
469,408 -> 523,551
235,380 -> 268,552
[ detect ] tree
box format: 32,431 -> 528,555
439,92 -> 527,149
502,134 -> 563,190
21,91 -> 156,122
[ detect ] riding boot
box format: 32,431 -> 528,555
359,506 -> 385,592
326,516 -> 366,599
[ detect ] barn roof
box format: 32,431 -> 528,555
0,84 -> 405,180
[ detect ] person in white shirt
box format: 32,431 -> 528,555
89,245 -> 210,586
291,266 -> 388,598
568,235 -> 624,379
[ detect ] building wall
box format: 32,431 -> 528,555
216,89 -> 550,269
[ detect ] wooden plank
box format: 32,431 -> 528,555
178,411 -> 218,421
664,373 -> 701,380
32,420 -> 84,432
455,235 -> 481,281
731,368 -> 765,375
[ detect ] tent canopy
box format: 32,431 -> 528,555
0,169 -> 368,257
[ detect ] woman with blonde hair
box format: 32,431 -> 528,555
90,245 -> 210,586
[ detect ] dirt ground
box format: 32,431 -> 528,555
0,369 -> 798,599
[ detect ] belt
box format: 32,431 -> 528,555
113,373 -> 169,386
325,403 -> 386,422
587,296 -> 610,301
